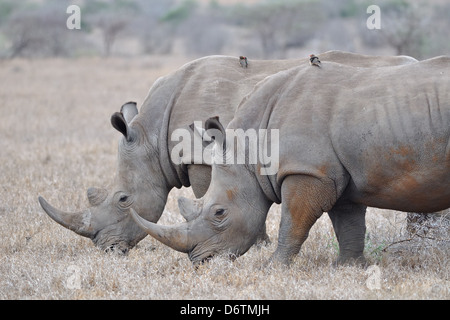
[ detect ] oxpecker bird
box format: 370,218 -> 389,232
239,56 -> 248,68
309,54 -> 321,67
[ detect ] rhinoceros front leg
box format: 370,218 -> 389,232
271,175 -> 336,265
328,201 -> 367,266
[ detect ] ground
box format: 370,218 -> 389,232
0,57 -> 448,299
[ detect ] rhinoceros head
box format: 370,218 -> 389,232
39,102 -> 169,253
130,117 -> 272,263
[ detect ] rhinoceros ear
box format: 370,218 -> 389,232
204,116 -> 225,147
111,111 -> 129,138
111,102 -> 138,142
120,101 -> 138,124
189,122 -> 213,149
189,122 -> 204,139
205,116 -> 224,133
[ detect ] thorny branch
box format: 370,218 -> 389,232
382,232 -> 450,252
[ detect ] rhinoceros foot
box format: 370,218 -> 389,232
332,255 -> 368,268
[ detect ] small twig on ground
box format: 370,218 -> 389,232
382,233 -> 450,252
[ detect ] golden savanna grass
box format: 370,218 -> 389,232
0,57 -> 448,300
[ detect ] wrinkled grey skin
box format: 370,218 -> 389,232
38,55 -> 310,252
131,56 -> 450,265
39,52 -> 418,253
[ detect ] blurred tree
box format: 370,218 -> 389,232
359,0 -> 443,59
4,2 -> 79,58
0,0 -> 19,26
380,1 -> 430,57
4,11 -> 37,58
133,0 -> 176,55
83,0 -> 138,57
155,0 -> 232,56
160,0 -> 196,25
233,0 -> 325,59
97,14 -> 128,57
423,2 -> 450,58
0,0 -> 447,59
177,1 -> 230,56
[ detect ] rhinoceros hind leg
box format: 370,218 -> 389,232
270,175 -> 336,265
328,201 -> 367,266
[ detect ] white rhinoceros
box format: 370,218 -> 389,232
38,52 -> 418,253
131,56 -> 450,265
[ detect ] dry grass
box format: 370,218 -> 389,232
0,57 -> 448,300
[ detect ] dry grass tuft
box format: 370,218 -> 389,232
0,57 -> 448,300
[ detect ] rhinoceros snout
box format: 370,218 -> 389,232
104,244 -> 129,255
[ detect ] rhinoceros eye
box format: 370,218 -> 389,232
114,192 -> 132,209
215,208 -> 225,216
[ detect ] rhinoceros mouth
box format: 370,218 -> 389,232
188,244 -> 220,265
93,236 -> 132,254
91,225 -> 133,254
91,230 -> 135,254
189,251 -> 239,265
189,253 -> 214,266
104,244 -> 129,255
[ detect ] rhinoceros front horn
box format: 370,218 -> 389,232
129,208 -> 193,253
38,196 -> 95,239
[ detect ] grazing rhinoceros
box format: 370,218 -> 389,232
130,56 -> 449,265
38,52 -> 418,253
